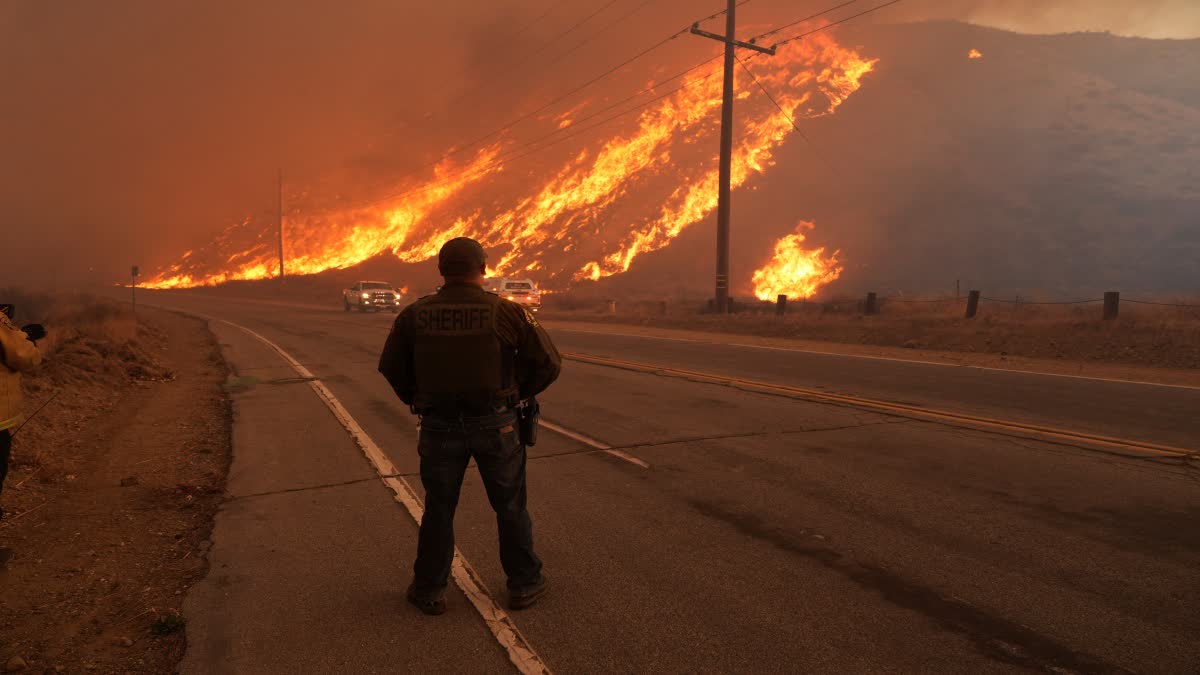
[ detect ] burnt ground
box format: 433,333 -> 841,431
0,306 -> 230,673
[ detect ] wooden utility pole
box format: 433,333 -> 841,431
691,1 -> 775,314
277,168 -> 285,281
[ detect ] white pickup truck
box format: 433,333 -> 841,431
343,281 -> 402,312
486,277 -> 543,312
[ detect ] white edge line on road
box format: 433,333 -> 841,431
540,420 -> 650,469
219,320 -> 551,675
551,327 -> 1200,391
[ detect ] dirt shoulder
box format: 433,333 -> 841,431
544,318 -> 1200,388
0,305 -> 230,674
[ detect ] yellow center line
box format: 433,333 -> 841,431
563,352 -> 1194,459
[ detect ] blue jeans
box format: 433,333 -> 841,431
413,413 -> 542,593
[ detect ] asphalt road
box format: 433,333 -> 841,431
148,293 -> 1200,674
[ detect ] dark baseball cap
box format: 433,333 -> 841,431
437,237 -> 487,276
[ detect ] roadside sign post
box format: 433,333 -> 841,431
277,168 -> 285,282
132,265 -> 139,318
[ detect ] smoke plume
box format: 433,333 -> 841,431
892,0 -> 1200,39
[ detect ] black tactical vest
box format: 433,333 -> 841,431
411,288 -> 517,413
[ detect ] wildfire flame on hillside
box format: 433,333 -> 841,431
145,30 -> 876,293
968,48 -> 983,59
752,222 -> 842,301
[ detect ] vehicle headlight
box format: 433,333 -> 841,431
361,292 -> 370,299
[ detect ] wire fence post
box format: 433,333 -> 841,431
776,294 -> 787,316
865,292 -> 878,315
1104,291 -> 1120,320
965,290 -> 980,318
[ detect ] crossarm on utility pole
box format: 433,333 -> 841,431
689,25 -> 776,55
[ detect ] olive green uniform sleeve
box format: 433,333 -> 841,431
499,302 -> 561,400
378,306 -> 417,406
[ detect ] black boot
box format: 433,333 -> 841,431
406,582 -> 447,616
509,573 -> 548,610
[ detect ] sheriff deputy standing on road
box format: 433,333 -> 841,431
0,305 -> 43,522
378,237 -> 561,615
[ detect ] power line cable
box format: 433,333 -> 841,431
771,0 -> 904,48
511,0 -> 563,40
735,0 -> 877,71
418,1 -> 575,109
542,0 -> 664,68
733,53 -> 844,178
453,0 -> 904,206
362,5 -> 744,207
502,73 -> 721,161
537,55 -> 722,136
446,8 -> 691,162
697,0 -> 754,25
355,68 -> 724,209
515,0 -> 625,60
349,0 -> 897,211
749,0 -> 861,42
435,0 -> 624,112
432,0 -> 749,170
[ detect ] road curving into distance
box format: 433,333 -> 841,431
143,291 -> 1200,674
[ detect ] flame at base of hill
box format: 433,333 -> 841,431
752,222 -> 842,301
144,30 -> 876,292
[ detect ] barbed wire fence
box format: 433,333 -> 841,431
570,289 -> 1200,319
979,297 -> 1102,305
762,290 -> 1200,320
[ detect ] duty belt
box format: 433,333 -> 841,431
418,407 -> 517,431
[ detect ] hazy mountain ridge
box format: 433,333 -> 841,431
197,21 -> 1199,301
585,21 -> 1200,299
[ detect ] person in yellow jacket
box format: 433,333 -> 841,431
0,306 -> 42,521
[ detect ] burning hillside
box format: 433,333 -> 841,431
145,29 -> 876,297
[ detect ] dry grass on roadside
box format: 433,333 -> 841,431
1,289 -> 172,482
4,289 -> 171,386
543,296 -> 1200,369
1,293 -> 231,674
